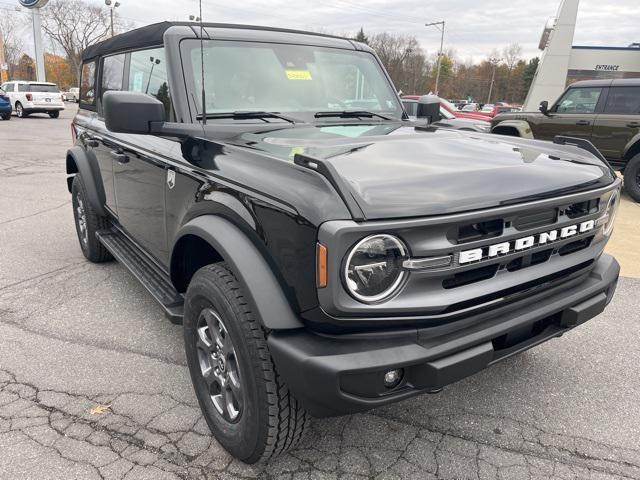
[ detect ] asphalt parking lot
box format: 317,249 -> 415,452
1,106 -> 639,480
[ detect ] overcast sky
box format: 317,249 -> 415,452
5,0 -> 640,61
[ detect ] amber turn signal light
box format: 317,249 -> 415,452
317,243 -> 328,288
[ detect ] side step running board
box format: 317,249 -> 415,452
97,229 -> 184,324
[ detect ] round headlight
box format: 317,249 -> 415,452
603,189 -> 620,236
344,234 -> 408,303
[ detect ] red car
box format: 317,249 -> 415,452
402,95 -> 489,121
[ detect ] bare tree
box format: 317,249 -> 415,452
0,11 -> 27,79
41,0 -> 114,84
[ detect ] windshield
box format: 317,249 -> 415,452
28,84 -> 60,93
183,39 -> 403,121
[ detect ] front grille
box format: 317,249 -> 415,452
438,260 -> 594,315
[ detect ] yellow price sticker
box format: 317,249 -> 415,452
286,70 -> 312,81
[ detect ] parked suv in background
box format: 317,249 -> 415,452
491,79 -> 640,202
0,88 -> 11,120
63,87 -> 80,102
0,81 -> 65,118
68,22 -> 620,463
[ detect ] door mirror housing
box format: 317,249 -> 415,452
417,94 -> 441,123
539,100 -> 549,115
103,91 -> 166,134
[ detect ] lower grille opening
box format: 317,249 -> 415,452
439,260 -> 594,315
492,312 -> 561,351
506,248 -> 554,272
443,264 -> 499,289
558,236 -> 594,256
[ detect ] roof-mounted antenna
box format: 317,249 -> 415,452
199,0 -> 206,125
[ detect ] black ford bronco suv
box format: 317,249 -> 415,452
491,78 -> 640,202
67,22 -> 621,463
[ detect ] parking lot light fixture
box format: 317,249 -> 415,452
425,20 -> 445,95
105,0 -> 121,37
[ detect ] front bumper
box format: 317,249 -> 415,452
269,254 -> 619,417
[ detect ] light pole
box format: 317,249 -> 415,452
145,56 -> 161,94
105,0 -> 120,37
425,20 -> 445,95
487,57 -> 503,104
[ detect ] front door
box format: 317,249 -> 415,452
534,86 -> 604,142
93,46 -> 177,266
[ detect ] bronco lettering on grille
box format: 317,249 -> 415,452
459,220 -> 595,264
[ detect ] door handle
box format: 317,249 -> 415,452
575,120 -> 590,126
110,150 -> 129,164
627,122 -> 640,128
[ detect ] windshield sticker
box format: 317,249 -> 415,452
285,70 -> 312,81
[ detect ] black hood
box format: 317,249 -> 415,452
225,123 -> 615,220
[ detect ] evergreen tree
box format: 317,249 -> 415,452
354,27 -> 368,44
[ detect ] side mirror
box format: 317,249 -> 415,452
539,100 -> 549,115
103,91 -> 166,134
417,94 -> 441,123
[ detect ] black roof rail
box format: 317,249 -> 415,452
294,154 -> 366,221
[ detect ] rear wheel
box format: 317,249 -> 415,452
184,263 -> 308,463
71,175 -> 112,262
49,111 -> 60,119
15,102 -> 26,118
624,154 -> 640,203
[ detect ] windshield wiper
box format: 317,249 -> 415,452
196,111 -> 298,124
314,110 -> 393,121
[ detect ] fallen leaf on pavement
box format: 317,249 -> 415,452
89,404 -> 112,415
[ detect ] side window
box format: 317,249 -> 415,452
127,48 -> 172,118
555,87 -> 602,114
80,61 -> 97,107
604,87 -> 640,115
18,84 -> 30,92
101,54 -> 126,103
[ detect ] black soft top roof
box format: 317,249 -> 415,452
82,21 -> 354,62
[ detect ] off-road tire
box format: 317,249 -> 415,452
71,175 -> 112,262
49,111 -> 60,119
623,153 -> 640,203
184,263 -> 308,464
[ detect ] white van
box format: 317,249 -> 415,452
0,81 -> 65,118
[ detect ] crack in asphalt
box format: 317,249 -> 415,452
1,366 -> 638,480
0,201 -> 70,226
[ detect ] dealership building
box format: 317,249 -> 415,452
523,0 -> 640,110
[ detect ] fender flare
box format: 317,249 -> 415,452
172,215 -> 304,330
491,120 -> 534,139
66,146 -> 108,217
622,134 -> 640,162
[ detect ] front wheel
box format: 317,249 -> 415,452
624,154 -> 640,203
184,263 -> 308,463
49,111 -> 60,119
1,113 -> 10,121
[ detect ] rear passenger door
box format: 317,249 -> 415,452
591,86 -> 640,165
535,87 -> 604,142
